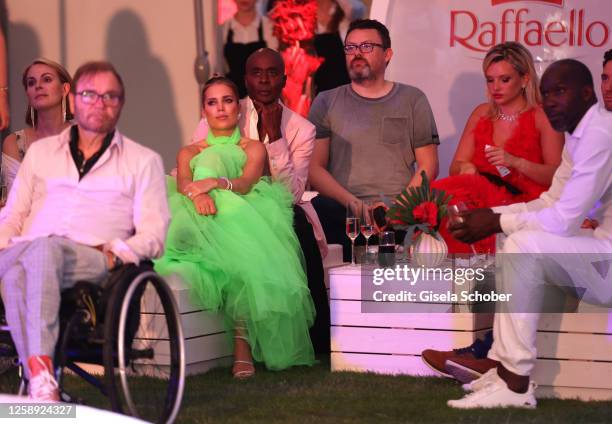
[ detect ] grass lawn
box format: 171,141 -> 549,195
2,356 -> 612,423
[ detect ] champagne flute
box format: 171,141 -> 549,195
346,201 -> 360,266
360,202 -> 375,263
448,202 -> 478,257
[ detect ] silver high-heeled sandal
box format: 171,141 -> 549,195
233,331 -> 255,379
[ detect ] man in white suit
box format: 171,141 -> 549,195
444,59 -> 612,409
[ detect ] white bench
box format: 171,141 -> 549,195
533,305 -> 612,400
330,264 -> 493,375
156,274 -> 233,375
329,264 -> 612,401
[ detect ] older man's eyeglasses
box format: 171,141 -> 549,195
344,42 -> 385,55
77,90 -> 123,106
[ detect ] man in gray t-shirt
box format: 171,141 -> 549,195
308,19 -> 439,260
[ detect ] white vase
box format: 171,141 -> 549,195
410,232 -> 448,267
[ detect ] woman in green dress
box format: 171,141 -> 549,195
155,77 -> 315,378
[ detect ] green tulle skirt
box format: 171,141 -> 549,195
154,175 -> 316,370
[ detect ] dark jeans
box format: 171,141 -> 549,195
311,196 -> 352,262
293,205 -> 330,354
311,195 -> 406,262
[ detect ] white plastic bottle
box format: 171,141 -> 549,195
485,144 -> 511,177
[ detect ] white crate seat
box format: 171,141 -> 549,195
329,264 -> 612,401
144,273 -> 233,375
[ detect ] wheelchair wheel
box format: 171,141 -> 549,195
103,271 -> 185,424
0,345 -> 21,394
0,321 -> 22,394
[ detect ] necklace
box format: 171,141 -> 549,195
496,111 -> 521,121
496,109 -> 524,122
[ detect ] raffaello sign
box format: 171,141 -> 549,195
450,0 -> 609,52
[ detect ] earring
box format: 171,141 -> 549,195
61,96 -> 67,122
30,106 -> 36,128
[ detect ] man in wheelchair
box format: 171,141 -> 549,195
0,61 -> 169,402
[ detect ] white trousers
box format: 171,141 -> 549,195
488,230 -> 612,376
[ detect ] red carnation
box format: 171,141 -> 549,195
412,201 -> 439,228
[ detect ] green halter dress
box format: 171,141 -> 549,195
154,128 -> 315,370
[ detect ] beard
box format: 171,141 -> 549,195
348,59 -> 373,82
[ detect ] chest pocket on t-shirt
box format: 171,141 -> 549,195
382,117 -> 409,145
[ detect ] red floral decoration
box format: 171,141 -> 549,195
270,0 -> 323,117
386,171 -> 451,236
270,0 -> 318,44
412,201 -> 439,229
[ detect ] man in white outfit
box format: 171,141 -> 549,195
444,58 -> 612,409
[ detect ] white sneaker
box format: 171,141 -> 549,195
448,373 -> 537,409
28,357 -> 59,402
462,368 -> 498,392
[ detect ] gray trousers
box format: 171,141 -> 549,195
0,236 -> 108,376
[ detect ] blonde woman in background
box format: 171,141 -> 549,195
1,58 -> 72,196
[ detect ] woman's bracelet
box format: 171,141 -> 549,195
219,177 -> 232,191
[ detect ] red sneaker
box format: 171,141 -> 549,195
421,332 -> 493,378
421,348 -> 478,378
27,355 -> 59,402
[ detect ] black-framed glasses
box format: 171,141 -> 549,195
77,90 -> 123,106
344,42 -> 385,55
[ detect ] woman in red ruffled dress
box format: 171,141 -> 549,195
433,42 -> 564,253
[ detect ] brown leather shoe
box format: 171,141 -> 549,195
445,357 -> 499,384
421,348 -> 477,378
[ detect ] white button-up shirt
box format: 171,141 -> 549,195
0,126 -> 170,263
244,96 -> 271,144
493,104 -> 612,240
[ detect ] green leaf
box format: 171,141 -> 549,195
408,186 -> 418,199
421,170 -> 430,193
396,195 -> 411,209
406,196 -> 419,208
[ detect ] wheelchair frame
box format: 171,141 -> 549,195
1,262 -> 186,424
